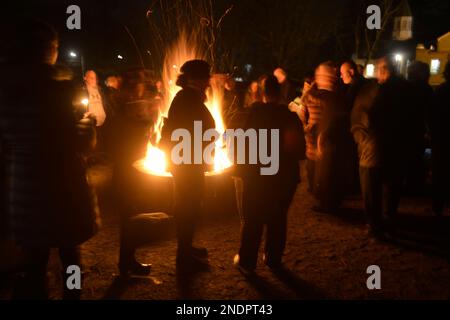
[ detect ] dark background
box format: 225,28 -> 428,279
0,0 -> 449,80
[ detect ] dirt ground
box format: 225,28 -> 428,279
2,162 -> 450,300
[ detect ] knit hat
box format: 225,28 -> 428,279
180,60 -> 211,80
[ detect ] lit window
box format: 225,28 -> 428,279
430,59 -> 440,75
365,64 -> 375,78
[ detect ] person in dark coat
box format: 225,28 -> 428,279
372,57 -> 412,217
405,62 -> 433,195
159,60 -> 215,273
108,70 -> 157,276
311,62 -> 352,213
351,80 -> 383,236
0,20 -> 99,299
429,63 -> 450,216
234,75 -> 305,274
352,56 -> 411,237
340,60 -> 369,110
340,60 -> 369,194
104,75 -> 121,120
274,68 -> 298,105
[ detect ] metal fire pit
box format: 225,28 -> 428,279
132,160 -> 238,219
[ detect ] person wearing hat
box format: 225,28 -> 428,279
159,59 -> 215,273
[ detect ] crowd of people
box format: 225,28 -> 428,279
230,58 -> 450,241
1,20 -> 450,299
183,56 -> 450,274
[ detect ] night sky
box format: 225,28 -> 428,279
0,0 -> 449,78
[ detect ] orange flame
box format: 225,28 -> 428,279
141,32 -> 231,177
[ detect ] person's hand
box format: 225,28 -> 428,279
83,112 -> 97,122
77,114 -> 96,138
76,115 -> 97,151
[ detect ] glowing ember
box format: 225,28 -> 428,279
138,32 -> 232,177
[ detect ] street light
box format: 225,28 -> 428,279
68,50 -> 85,76
395,54 -> 403,62
117,54 -> 124,60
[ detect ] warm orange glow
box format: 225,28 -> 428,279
143,144 -> 170,177
208,76 -> 232,173
138,32 -> 232,177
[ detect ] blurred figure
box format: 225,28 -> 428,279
235,75 -> 305,274
340,60 -> 368,108
357,64 -> 365,77
299,72 -> 322,193
104,75 -> 121,118
105,75 -> 121,91
352,56 -> 411,238
406,62 -> 433,195
312,62 -> 351,212
83,70 -> 107,127
0,20 -> 99,299
227,79 -> 252,220
289,72 -> 314,118
273,67 -> 297,105
80,70 -> 111,164
243,81 -> 261,108
222,75 -> 240,125
340,61 -> 355,85
159,60 -> 214,273
374,57 -> 412,217
109,70 -> 157,276
155,79 -> 165,100
340,60 -> 368,193
224,76 -> 238,104
429,63 -> 450,216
